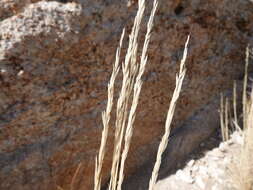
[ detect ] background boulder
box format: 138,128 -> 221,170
0,0 -> 252,189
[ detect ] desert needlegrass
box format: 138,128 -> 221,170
109,1 -> 156,189
243,46 -> 250,130
94,28 -> 125,190
231,87 -> 253,190
116,1 -> 158,189
220,95 -> 230,141
222,46 -> 253,190
233,81 -> 238,127
148,35 -> 190,190
108,1 -> 146,188
94,0 -> 159,190
232,46 -> 253,190
94,0 -> 190,189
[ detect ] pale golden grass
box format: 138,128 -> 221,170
232,81 -> 241,132
220,95 -> 230,141
94,28 -> 125,190
148,35 -> 190,190
233,81 -> 238,126
116,1 -> 159,189
221,46 -> 253,190
94,0 -> 159,190
230,90 -> 253,190
243,46 -> 250,130
231,46 -> 253,190
108,1 -> 146,188
220,47 -> 251,142
94,0 -> 190,189
109,1 -> 159,190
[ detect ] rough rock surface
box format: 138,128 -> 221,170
0,0 -> 253,189
0,0 -> 45,21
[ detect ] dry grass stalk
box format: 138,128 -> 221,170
233,81 -> 238,126
225,98 -> 230,140
108,1 -> 146,189
227,46 -> 253,190
148,35 -> 190,190
232,81 -> 243,133
233,46 -> 253,190
70,163 -> 82,190
232,89 -> 253,190
116,1 -> 158,189
94,0 -> 159,190
94,29 -> 125,190
243,46 -> 250,129
220,95 -> 230,141
220,94 -> 225,141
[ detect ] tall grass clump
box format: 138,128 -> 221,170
231,46 -> 253,190
220,94 -> 230,141
94,0 -> 159,189
148,35 -> 189,190
220,46 -> 251,142
94,0 -> 190,189
235,87 -> 253,190
220,46 -> 253,190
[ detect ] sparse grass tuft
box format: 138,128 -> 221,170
220,46 -> 253,190
94,0 -> 159,189
94,0 -> 190,189
220,95 -> 230,141
230,90 -> 253,190
148,35 -> 190,190
231,46 -> 253,190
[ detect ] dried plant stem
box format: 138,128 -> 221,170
70,163 -> 82,190
94,29 -> 125,190
220,95 -> 230,141
243,46 -> 249,129
233,81 -> 238,127
116,1 -> 158,189
108,0 -> 160,189
232,80 -> 253,190
226,46 -> 253,190
220,94 -> 225,141
108,1 -> 146,189
225,98 -> 229,140
148,35 -> 190,190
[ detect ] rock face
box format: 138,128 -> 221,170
0,0 -> 252,189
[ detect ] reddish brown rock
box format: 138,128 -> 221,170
0,0 -> 252,189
